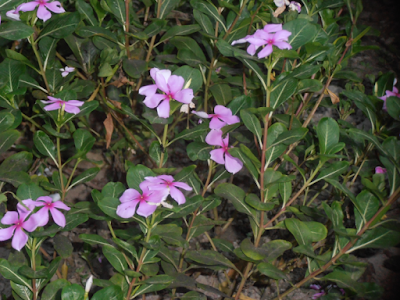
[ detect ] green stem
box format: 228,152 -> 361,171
204,57 -> 216,113
56,127 -> 65,201
21,113 -> 46,132
30,36 -> 51,93
159,124 -> 169,168
65,158 -> 82,191
31,238 -> 37,300
266,58 -> 272,108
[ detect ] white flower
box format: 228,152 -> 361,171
85,275 -> 93,293
289,1 -> 302,13
60,67 -> 75,77
6,9 -> 21,21
180,102 -> 195,114
274,0 -> 290,7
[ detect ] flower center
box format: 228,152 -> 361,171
46,202 -> 54,208
15,219 -> 23,228
267,39 -> 274,45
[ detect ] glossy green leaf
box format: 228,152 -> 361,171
53,235 -> 73,259
283,18 -> 318,50
68,168 -> 100,190
79,234 -> 110,247
103,245 -> 127,273
0,21 -> 34,40
313,161 -> 349,184
210,83 -> 232,106
40,13 -> 80,39
350,227 -> 400,252
270,78 -> 298,109
297,79 -> 323,93
304,221 -> 327,242
0,259 -> 31,288
317,117 -> 339,155
159,0 -> 180,19
10,282 -> 32,300
41,279 -> 70,300
186,250 -> 240,273
61,284 -> 85,300
190,0 -> 226,32
285,218 -> 312,245
257,262 -> 287,280
91,285 -> 123,300
126,164 -> 156,191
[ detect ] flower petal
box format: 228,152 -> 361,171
157,99 -> 170,118
43,103 -> 62,111
136,202 -> 157,218
45,1 -> 65,13
37,5 -> 52,22
143,93 -> 166,109
174,89 -> 194,104
34,207 -> 50,227
169,186 -> 186,205
52,201 -> 70,211
1,211 -> 19,225
210,149 -> 225,164
139,84 -> 158,96
67,100 -> 84,106
209,117 -> 226,130
64,105 -> 81,114
22,216 -> 39,232
168,75 -> 184,95
173,181 -> 192,191
274,30 -> 292,41
192,111 -> 210,119
150,68 -> 160,81
120,189 -> 141,203
12,228 -> 28,251
264,24 -> 282,33
50,208 -> 66,227
247,44 -> 258,56
18,2 -> 39,12
205,129 -> 223,146
37,196 -> 52,204
225,153 -> 243,174
0,226 -> 16,241
257,44 -> 274,58
155,70 -> 171,94
116,201 -> 139,218
274,41 -> 292,50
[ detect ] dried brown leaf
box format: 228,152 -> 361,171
104,113 -> 114,149
326,88 -> 340,104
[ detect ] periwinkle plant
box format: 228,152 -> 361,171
0,0 -> 400,300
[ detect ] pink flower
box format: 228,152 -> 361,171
310,284 -> 321,290
41,96 -> 84,114
379,80 -> 399,111
138,68 -> 194,118
232,24 -> 292,59
289,1 -> 302,13
312,291 -> 326,299
18,0 -> 65,22
33,195 -> 70,227
375,167 -> 387,174
274,0 -> 290,6
116,181 -> 169,218
144,175 -> 193,205
205,130 -> 243,174
192,105 -> 240,130
60,66 -> 74,77
0,205 -> 39,251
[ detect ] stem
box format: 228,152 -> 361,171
145,0 -> 162,62
32,238 -> 37,300
274,186 -> 400,299
266,61 -> 272,108
125,0 -> 131,59
204,57 -> 216,113
65,158 -> 82,191
21,113 -> 46,132
56,127 -> 65,201
30,36 -> 51,93
223,0 -> 249,40
159,124 -> 168,168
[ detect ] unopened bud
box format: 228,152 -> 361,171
85,275 -> 93,293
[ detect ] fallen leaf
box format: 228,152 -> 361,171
109,76 -> 134,88
109,99 -> 122,109
326,88 -> 340,104
104,113 -> 114,149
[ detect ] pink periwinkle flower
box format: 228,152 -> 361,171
310,284 -> 321,291
116,181 -> 169,218
0,204 -> 39,251
289,1 -> 302,13
18,0 -> 65,22
379,79 -> 399,111
232,24 -> 292,59
41,96 -> 84,114
33,195 -> 70,227
144,175 -> 193,205
375,166 -> 387,174
192,105 -> 240,130
205,130 -> 243,174
60,66 -> 75,77
312,291 -> 326,299
138,68 -> 194,118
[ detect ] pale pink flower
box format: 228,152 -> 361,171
205,130 -> 243,174
33,195 -> 70,227
6,9 -> 21,21
274,0 -> 290,6
289,1 -> 302,13
18,0 -> 65,22
60,66 -> 75,77
144,175 -> 192,205
232,24 -> 292,59
379,79 -> 399,111
138,68 -> 194,118
312,291 -> 326,299
310,284 -> 321,291
375,167 -> 387,174
192,105 -> 240,130
0,205 -> 39,251
41,96 -> 84,114
116,181 -> 169,218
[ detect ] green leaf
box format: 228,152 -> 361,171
0,111 -> 14,131
113,238 -> 138,259
39,37 -> 58,72
241,59 -> 267,92
257,262 -> 287,280
122,59 -> 147,79
0,130 -> 19,155
106,0 -> 126,25
40,12 -> 81,39
18,266 -> 49,279
41,279 -> 70,300
76,0 -> 98,26
160,24 -> 201,42
33,131 -> 57,164
193,10 -> 214,36
210,83 -> 232,106
322,269 -> 361,292
190,0 -> 226,32
0,259 -> 31,289
240,110 -> 262,145
354,190 -> 379,231
186,250 -> 240,273
73,129 -> 96,154
62,213 -> 89,232
245,194 -> 275,211
149,141 -> 168,167
0,151 -> 32,173
126,164 -> 156,191
169,122 -> 209,145
386,96 -> 400,120
267,128 -> 308,150
16,183 -> 46,201
215,183 -> 258,224
173,66 -> 203,93
159,0 -> 181,19
0,21 -> 34,40
312,161 -> 349,184
143,19 -> 168,37
0,58 -> 26,93
297,79 -> 323,93
283,18 -> 318,50
270,78 -> 298,109
304,221 -> 327,242
102,182 -> 125,198
61,284 -> 85,300
260,240 -> 292,263
76,26 -> 117,42
68,168 -> 100,190
291,64 -> 321,79
186,142 -> 212,161
350,227 -> 400,252
54,235 -> 73,259
0,171 -> 30,187
10,282 -> 33,300
91,285 -> 123,300
285,218 -> 312,245
170,36 -> 207,63
181,291 -> 207,300
103,245 -> 128,274
317,117 -> 340,155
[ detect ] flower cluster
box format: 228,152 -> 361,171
116,175 -> 192,218
139,68 -> 194,118
41,96 -> 84,114
193,105 -> 243,174
379,78 -> 399,111
0,194 -> 70,251
231,24 -> 292,59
